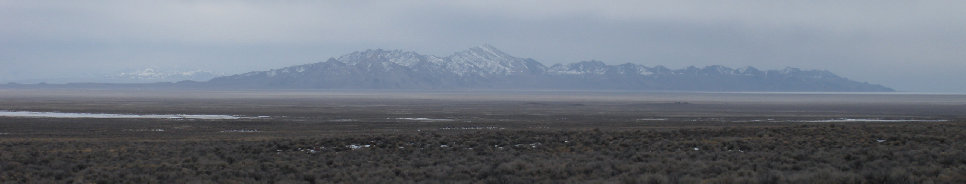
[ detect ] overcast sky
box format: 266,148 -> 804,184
2,1 -> 965,92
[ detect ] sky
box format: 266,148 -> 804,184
2,1 -> 965,92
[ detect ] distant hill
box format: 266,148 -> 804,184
107,68 -> 222,83
206,45 -> 893,92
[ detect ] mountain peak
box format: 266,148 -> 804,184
460,44 -> 513,59
445,45 -> 545,76
573,60 -> 607,66
478,44 -> 499,50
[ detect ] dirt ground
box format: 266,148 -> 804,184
1,89 -> 964,183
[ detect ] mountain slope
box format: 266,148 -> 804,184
206,45 -> 893,92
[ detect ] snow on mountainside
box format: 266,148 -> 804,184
109,68 -> 222,83
319,44 -> 543,77
446,44 -> 545,76
207,45 -> 893,92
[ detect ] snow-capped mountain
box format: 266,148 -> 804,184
207,45 -> 893,92
109,68 -> 222,83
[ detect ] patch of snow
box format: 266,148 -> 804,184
513,143 -> 542,148
551,70 -> 585,75
876,139 -> 887,143
639,69 -> 653,76
693,147 -> 700,151
347,144 -> 371,150
636,118 -> 668,121
439,126 -> 502,130
267,70 -> 277,77
0,110 -> 262,120
395,118 -> 454,122
802,118 -> 947,123
220,129 -> 259,133
123,129 -> 165,132
175,115 -> 242,120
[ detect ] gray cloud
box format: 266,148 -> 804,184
2,1 -> 965,92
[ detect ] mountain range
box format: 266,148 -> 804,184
205,45 -> 893,92
109,68 -> 222,83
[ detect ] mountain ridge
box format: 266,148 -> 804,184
205,45 -> 892,92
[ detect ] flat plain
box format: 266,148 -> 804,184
1,89 -> 965,183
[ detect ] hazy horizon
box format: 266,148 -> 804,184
3,1 -> 965,92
